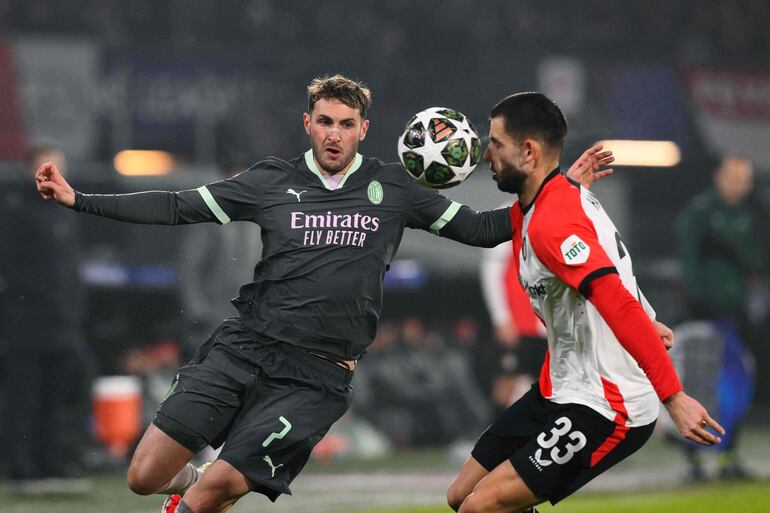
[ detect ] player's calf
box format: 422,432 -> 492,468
178,460 -> 251,513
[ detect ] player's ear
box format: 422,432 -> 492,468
303,112 -> 311,135
359,119 -> 370,141
523,138 -> 539,163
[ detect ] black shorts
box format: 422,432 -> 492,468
153,318 -> 353,501
472,383 -> 654,504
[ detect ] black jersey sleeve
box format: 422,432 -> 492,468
197,166 -> 264,223
404,178 -> 457,230
405,179 -> 512,247
74,189 -> 216,225
73,165 -> 265,225
440,206 -> 512,247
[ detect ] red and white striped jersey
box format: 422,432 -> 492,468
511,170 -> 660,426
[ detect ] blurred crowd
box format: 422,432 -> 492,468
355,317 -> 498,448
2,0 -> 769,67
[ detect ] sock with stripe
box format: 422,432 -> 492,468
159,463 -> 201,495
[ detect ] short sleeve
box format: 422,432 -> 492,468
197,166 -> 264,224
529,203 -> 616,296
404,178 -> 458,231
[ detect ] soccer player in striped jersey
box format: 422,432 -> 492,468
447,92 -> 725,513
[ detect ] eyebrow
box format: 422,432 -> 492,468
317,114 -> 357,124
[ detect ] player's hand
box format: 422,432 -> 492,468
664,391 -> 725,446
35,162 -> 76,207
654,320 -> 674,350
566,145 -> 614,189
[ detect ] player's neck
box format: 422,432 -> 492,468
519,161 -> 558,206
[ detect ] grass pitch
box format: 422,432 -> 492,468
2,429 -> 768,513
1,476 -> 767,513
351,480 -> 770,513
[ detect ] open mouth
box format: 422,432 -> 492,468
325,147 -> 342,158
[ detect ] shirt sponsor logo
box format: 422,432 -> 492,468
520,277 -> 547,298
367,180 -> 383,205
291,211 -> 381,248
560,234 -> 590,265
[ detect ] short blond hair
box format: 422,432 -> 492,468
307,74 -> 372,117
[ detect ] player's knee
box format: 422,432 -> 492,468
126,464 -> 159,496
458,491 -> 509,513
457,493 -> 485,513
460,491 -> 532,513
446,485 -> 467,511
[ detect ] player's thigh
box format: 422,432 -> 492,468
459,460 -> 541,513
447,456 -> 490,510
128,423 -> 195,494
218,344 -> 352,501
509,404 -> 620,505
472,383 -> 550,471
154,327 -> 254,453
552,419 -> 655,503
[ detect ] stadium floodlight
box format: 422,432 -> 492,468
114,150 -> 175,176
594,140 -> 681,167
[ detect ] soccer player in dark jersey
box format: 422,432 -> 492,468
36,75 -> 611,513
446,92 -> 725,513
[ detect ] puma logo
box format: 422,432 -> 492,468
286,188 -> 307,202
263,455 -> 284,477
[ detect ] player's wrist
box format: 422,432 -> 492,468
662,389 -> 684,406
70,190 -> 83,210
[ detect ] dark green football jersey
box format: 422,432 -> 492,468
74,150 -> 511,358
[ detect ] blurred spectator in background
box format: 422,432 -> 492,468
178,156 -> 262,357
676,155 -> 765,480
356,317 -> 490,448
0,146 -> 93,492
480,233 -> 547,416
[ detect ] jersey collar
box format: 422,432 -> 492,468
304,149 -> 363,191
519,167 -> 561,215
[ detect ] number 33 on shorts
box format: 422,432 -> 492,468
534,416 -> 587,466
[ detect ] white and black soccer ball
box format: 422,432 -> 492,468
397,107 -> 482,189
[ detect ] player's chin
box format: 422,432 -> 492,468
322,155 -> 350,173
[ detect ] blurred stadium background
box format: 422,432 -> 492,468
1,1 -> 769,512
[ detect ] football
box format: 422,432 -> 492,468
397,107 -> 482,189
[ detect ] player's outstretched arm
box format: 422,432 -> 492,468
36,162 -> 76,207
664,391 -> 725,446
586,274 -> 723,446
565,145 -> 614,189
36,163 -> 240,226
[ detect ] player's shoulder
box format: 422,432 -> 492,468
247,155 -> 297,173
229,155 -> 301,183
359,156 -> 413,187
361,156 -> 403,174
530,173 -> 584,232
